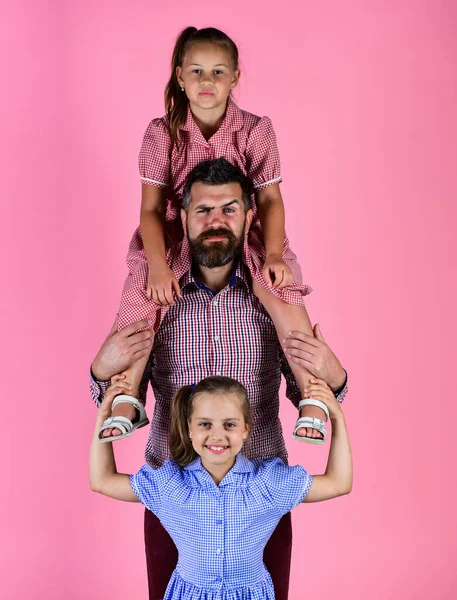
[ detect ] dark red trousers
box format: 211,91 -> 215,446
144,508 -> 292,600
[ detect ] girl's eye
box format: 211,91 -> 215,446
225,423 -> 236,428
192,69 -> 202,74
214,70 -> 223,75
198,422 -> 210,427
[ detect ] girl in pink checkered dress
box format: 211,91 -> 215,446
99,27 -> 328,447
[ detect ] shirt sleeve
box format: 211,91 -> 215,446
261,458 -> 313,515
334,371 -> 348,403
279,347 -> 302,408
245,116 -> 282,190
139,118 -> 172,187
89,368 -> 110,408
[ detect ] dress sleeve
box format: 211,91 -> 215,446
138,118 -> 172,187
262,458 -> 313,514
245,116 -> 282,190
130,464 -> 163,513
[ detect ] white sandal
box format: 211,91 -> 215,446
292,398 -> 330,445
98,395 -> 149,443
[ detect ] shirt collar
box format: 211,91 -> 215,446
179,96 -> 244,135
180,260 -> 249,293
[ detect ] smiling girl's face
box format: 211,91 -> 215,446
176,43 -> 240,112
188,391 -> 249,474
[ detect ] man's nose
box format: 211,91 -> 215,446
207,211 -> 225,227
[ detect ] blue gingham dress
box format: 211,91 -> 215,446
130,454 -> 313,600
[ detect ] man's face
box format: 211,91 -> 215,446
181,182 -> 253,268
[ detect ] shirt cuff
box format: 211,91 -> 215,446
89,366 -> 110,407
334,370 -> 348,403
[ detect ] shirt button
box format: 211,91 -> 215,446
216,548 -> 221,555
216,576 -> 222,583
214,335 -> 220,341
216,371 -> 222,376
216,519 -> 222,525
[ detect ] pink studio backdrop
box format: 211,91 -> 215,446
1,1 -> 456,598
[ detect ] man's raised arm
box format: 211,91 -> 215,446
281,323 -> 348,405
90,317 -> 153,407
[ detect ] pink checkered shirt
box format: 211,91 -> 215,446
91,263 -> 347,468
118,98 -> 311,331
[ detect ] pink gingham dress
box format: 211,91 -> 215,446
118,98 -> 311,331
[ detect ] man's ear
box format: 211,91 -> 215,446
244,208 -> 253,235
181,208 -> 187,233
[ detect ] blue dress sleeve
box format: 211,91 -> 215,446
261,458 -> 313,515
130,460 -> 179,514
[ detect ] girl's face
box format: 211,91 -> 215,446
176,43 -> 240,112
188,392 -> 249,472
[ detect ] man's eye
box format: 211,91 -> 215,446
197,208 -> 209,213
223,208 -> 234,213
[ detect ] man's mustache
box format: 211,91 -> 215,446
198,228 -> 235,241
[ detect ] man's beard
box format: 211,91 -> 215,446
188,225 -> 245,268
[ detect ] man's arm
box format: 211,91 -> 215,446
90,317 -> 153,407
280,324 -> 348,405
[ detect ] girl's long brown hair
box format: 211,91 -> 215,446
164,27 -> 240,147
169,376 -> 251,467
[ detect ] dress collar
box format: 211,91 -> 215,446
179,96 -> 244,136
184,452 -> 254,474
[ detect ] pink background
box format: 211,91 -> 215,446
1,0 -> 456,598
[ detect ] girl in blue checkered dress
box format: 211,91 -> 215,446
90,376 -> 352,599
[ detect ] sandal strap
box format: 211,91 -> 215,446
98,416 -> 133,436
111,394 -> 147,422
293,416 -> 327,437
298,398 -> 329,421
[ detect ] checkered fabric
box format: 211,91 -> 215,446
91,263 -> 348,468
117,97 -> 311,331
130,454 -> 313,599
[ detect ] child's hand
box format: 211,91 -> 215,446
303,378 -> 343,420
147,263 -> 182,306
262,254 -> 294,289
98,375 -> 133,421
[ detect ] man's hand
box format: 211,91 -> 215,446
91,316 -> 153,381
283,324 -> 346,392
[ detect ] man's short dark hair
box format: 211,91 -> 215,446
182,157 -> 253,212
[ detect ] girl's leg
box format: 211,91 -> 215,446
100,351 -> 151,438
252,280 -> 325,440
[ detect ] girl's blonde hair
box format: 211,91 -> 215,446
169,376 -> 251,467
164,27 -> 240,147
